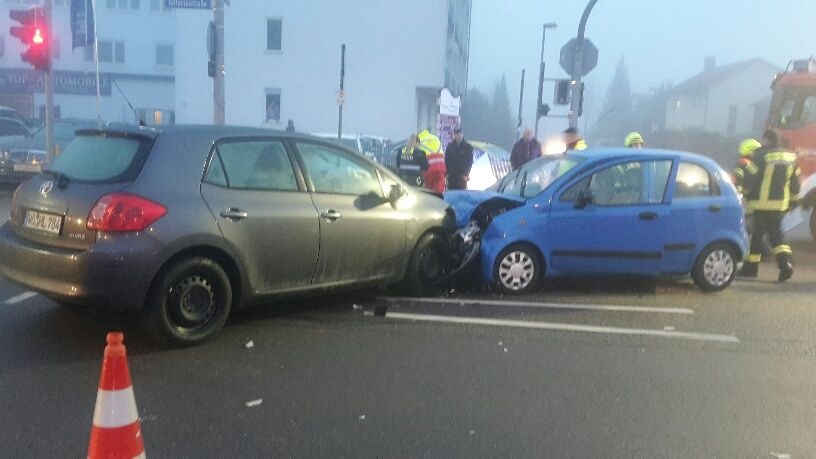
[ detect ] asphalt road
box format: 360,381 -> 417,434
1,191 -> 815,457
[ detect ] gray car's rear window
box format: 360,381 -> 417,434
49,133 -> 152,183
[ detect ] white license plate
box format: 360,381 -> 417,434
13,163 -> 42,173
24,210 -> 63,235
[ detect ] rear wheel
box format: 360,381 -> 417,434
402,233 -> 449,296
691,243 -> 736,292
142,257 -> 232,346
493,244 -> 543,294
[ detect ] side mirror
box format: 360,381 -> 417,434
388,184 -> 404,206
574,190 -> 593,209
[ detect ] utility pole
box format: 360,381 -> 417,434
516,69 -> 525,139
337,43 -> 345,139
568,0 -> 598,128
212,0 -> 225,125
535,23 -> 557,138
43,0 -> 55,164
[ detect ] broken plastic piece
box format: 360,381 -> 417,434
245,340 -> 254,349
353,304 -> 363,310
245,399 -> 263,407
359,414 -> 366,420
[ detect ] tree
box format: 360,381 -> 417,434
488,74 -> 516,150
460,75 -> 516,150
460,87 -> 492,143
591,57 -> 634,144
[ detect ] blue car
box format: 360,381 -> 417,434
444,149 -> 748,293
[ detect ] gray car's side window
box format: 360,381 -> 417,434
296,142 -> 383,197
212,140 -> 298,191
204,152 -> 228,187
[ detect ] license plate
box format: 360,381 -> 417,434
14,163 -> 42,173
24,210 -> 63,235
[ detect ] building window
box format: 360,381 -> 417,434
130,0 -> 139,9
155,44 -> 173,66
726,105 -> 738,135
267,19 -> 282,51
107,0 -> 138,9
150,0 -> 166,11
265,89 -> 281,123
136,108 -> 174,126
86,40 -> 125,63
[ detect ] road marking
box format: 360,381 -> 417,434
4,291 -> 38,305
379,296 -> 694,315
385,312 -> 740,344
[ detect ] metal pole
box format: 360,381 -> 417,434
569,0 -> 598,128
517,69 -> 525,139
338,43 -> 345,139
213,0 -> 225,125
43,0 -> 55,164
534,23 -> 556,138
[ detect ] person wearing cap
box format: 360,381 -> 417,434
562,127 -> 587,152
624,131 -> 645,148
444,126 -> 473,190
731,138 -> 761,197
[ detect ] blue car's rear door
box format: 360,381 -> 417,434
547,159 -> 673,276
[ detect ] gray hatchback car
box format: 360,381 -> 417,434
0,125 -> 455,345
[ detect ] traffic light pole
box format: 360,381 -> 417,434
516,68 -> 524,139
534,23 -> 556,138
337,44 -> 345,140
568,0 -> 598,129
213,0 -> 225,125
43,0 -> 55,164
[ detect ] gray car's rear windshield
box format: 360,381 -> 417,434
48,133 -> 153,183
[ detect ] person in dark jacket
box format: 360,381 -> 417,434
396,133 -> 429,187
510,127 -> 541,170
445,127 -> 473,190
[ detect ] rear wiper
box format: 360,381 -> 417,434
42,169 -> 70,189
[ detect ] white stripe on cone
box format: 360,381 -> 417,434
92,387 -> 140,428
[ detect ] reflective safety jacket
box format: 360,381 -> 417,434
416,130 -> 446,189
566,138 -> 588,152
744,147 -> 801,212
731,157 -> 758,196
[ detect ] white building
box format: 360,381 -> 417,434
664,57 -> 780,137
0,0 -> 175,125
174,0 -> 471,140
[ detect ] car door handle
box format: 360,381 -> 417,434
639,211 -> 658,221
708,204 -> 721,212
220,209 -> 248,220
320,210 -> 342,221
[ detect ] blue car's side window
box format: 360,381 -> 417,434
560,160 -> 672,206
674,162 -> 719,198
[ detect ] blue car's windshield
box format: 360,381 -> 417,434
492,155 -> 584,198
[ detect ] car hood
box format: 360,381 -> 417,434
443,190 -> 525,227
0,136 -> 43,151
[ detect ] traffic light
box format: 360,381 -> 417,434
537,103 -> 551,118
9,7 -> 50,72
554,79 -> 570,105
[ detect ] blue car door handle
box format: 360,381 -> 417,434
639,211 -> 658,221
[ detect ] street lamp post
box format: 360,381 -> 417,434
568,0 -> 599,129
535,22 -> 557,138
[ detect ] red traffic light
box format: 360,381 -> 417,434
8,7 -> 49,72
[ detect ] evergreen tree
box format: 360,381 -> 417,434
489,74 -> 517,150
592,57 -> 634,144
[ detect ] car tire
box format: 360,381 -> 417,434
402,232 -> 449,296
142,256 -> 232,346
691,243 -> 737,292
493,244 -> 543,294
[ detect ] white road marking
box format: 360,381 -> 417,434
379,296 -> 694,315
385,312 -> 740,344
4,291 -> 38,305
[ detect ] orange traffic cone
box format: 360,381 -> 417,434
88,332 -> 145,459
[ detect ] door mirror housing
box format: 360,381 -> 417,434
575,190 -> 593,209
388,184 -> 405,206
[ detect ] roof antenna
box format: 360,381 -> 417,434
110,75 -> 146,127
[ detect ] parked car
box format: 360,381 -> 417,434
385,139 -> 512,190
0,106 -> 33,129
444,149 -> 748,293
0,118 -> 97,183
0,125 -> 455,345
0,117 -> 31,138
311,133 -> 382,163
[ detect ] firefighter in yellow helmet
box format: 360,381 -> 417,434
416,129 -> 447,193
562,127 -> 587,152
731,138 -> 760,197
624,132 -> 645,148
740,130 -> 800,281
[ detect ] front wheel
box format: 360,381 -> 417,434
142,257 -> 233,346
493,244 -> 543,294
691,243 -> 737,292
402,233 -> 449,296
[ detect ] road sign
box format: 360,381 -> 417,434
165,0 -> 211,8
559,38 -> 598,76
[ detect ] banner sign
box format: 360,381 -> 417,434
165,0 -> 211,8
0,68 -> 111,96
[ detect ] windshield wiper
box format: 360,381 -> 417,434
42,169 -> 70,189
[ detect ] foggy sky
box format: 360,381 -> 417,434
469,0 -> 816,138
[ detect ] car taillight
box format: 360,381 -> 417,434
86,193 -> 167,232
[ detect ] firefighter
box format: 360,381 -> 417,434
563,127 -> 587,151
416,129 -> 446,193
624,131 -> 645,148
731,138 -> 760,196
396,133 -> 428,188
740,130 -> 801,281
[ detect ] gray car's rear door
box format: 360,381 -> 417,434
201,138 -> 319,293
293,141 -> 407,285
